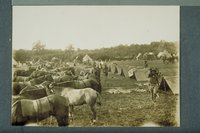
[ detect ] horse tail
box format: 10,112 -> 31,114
12,98 -> 20,108
96,92 -> 102,106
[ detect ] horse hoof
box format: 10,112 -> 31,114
90,120 -> 96,125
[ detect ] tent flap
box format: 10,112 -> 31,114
134,68 -> 150,81
159,76 -> 179,94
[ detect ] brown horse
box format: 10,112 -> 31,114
12,82 -> 28,95
13,76 -> 31,82
25,74 -> 54,86
12,87 -> 53,105
19,81 -> 50,94
12,94 -> 69,126
14,69 -> 35,77
51,78 -> 102,94
29,70 -> 49,79
53,75 -> 77,83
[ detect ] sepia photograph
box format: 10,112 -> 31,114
11,6 -> 180,127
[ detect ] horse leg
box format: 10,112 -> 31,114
69,105 -> 74,122
90,105 -> 96,125
151,86 -> 155,102
155,86 -> 159,99
49,116 -> 52,125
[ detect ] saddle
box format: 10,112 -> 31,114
20,99 -> 37,117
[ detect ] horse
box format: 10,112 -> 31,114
162,55 -> 176,64
14,69 -> 34,77
148,68 -> 161,102
49,87 -> 101,125
53,75 -> 77,83
29,70 -> 49,79
90,66 -> 101,83
12,94 -> 69,126
25,74 -> 54,86
103,64 -> 109,77
12,82 -> 28,95
13,76 -> 31,82
19,81 -> 50,94
12,87 -> 53,104
51,78 -> 102,94
12,82 -> 53,105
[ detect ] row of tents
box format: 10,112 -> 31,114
136,50 -> 177,60
13,54 -> 179,95
103,62 -> 179,95
13,50 -> 175,68
82,50 -> 176,62
128,68 -> 179,95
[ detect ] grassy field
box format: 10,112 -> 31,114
37,60 -> 179,127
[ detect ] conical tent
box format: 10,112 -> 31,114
114,66 -> 118,74
157,50 -> 171,58
82,54 -> 93,64
128,68 -> 150,81
143,52 -> 156,60
120,68 -> 125,77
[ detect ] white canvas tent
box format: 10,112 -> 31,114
157,50 -> 171,58
51,57 -> 59,62
12,58 -> 18,67
143,52 -> 156,60
159,76 -> 179,94
128,68 -> 150,81
136,53 -> 142,60
82,54 -> 93,64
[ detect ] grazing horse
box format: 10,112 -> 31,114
12,94 -> 69,126
51,78 -> 102,94
50,87 -> 101,125
148,68 -> 161,102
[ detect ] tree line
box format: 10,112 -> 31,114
13,40 -> 178,63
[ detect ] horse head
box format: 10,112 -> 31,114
48,95 -> 69,126
44,74 -> 54,82
89,78 -> 102,94
46,82 -> 55,94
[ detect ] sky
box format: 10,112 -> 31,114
13,6 -> 179,50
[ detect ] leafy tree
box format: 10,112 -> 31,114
32,40 -> 46,54
64,44 -> 75,61
14,49 -> 31,63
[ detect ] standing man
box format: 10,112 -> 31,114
144,60 -> 148,68
103,64 -> 109,78
148,68 -> 160,102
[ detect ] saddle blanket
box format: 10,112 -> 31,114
20,97 -> 51,117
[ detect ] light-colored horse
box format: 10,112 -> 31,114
55,87 -> 101,125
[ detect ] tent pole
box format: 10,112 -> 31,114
163,77 -> 166,92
